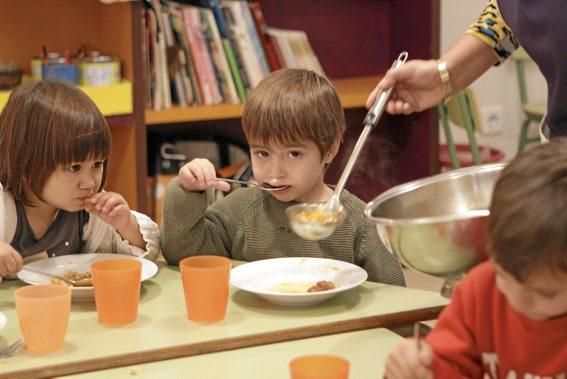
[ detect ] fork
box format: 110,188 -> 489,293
414,322 -> 422,351
0,339 -> 24,358
21,266 -> 89,287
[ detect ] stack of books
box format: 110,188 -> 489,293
143,0 -> 325,110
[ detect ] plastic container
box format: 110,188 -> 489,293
15,284 -> 71,352
440,144 -> 505,171
180,256 -> 231,323
91,259 -> 142,325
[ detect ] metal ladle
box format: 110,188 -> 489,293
286,52 -> 409,240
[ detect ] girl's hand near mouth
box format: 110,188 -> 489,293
85,193 -> 145,249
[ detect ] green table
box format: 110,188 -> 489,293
0,262 -> 447,378
62,328 -> 402,379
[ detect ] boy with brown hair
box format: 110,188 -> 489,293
384,139 -> 567,378
160,69 -> 405,286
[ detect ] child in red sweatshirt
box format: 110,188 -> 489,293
384,139 -> 567,378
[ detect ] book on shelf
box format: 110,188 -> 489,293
197,0 -> 248,102
238,1 -> 270,76
222,38 -> 247,102
160,10 -> 189,106
150,0 -> 173,109
248,0 -> 283,71
168,4 -> 203,105
222,0 -> 266,88
142,0 -> 325,110
145,8 -> 165,110
266,27 -> 325,76
181,5 -> 223,105
202,9 -> 240,104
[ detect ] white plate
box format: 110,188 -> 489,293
230,257 -> 368,306
0,312 -> 6,331
17,253 -> 158,302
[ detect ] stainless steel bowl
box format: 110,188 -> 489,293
365,163 -> 506,297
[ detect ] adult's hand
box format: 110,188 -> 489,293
366,59 -> 443,115
366,35 -> 498,116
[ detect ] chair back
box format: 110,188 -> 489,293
446,89 -> 484,133
438,89 -> 483,168
512,47 -> 531,106
511,47 -> 545,153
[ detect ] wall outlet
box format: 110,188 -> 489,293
480,105 -> 504,135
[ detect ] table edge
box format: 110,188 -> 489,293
0,305 -> 445,378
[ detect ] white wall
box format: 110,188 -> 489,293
440,0 -> 547,159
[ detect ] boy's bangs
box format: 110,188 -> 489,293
246,104 -> 321,149
247,121 -> 305,148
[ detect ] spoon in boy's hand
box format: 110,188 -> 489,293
213,178 -> 284,192
286,52 -> 409,240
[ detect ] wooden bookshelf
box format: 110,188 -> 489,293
146,103 -> 244,125
1,0 -> 439,213
333,76 -> 383,109
145,76 -> 382,125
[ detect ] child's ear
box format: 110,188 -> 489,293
324,138 -> 341,165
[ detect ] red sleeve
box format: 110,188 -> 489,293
426,265 -> 487,378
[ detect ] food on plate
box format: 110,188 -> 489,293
271,282 -> 312,293
307,280 -> 336,292
51,270 -> 93,287
271,280 -> 336,293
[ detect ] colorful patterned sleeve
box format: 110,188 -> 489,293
466,0 -> 519,65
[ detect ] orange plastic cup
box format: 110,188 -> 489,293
14,284 -> 71,353
180,255 -> 231,322
290,355 -> 350,379
91,259 -> 142,325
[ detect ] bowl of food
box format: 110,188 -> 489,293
285,203 -> 346,241
365,163 -> 506,297
230,257 -> 367,306
17,253 -> 159,302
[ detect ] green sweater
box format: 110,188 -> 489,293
161,178 -> 405,286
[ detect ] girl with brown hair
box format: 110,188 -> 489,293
0,81 -> 159,281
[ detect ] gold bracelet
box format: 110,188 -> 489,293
437,61 -> 453,103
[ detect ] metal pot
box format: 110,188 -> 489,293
365,163 -> 506,297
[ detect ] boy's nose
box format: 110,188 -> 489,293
267,160 -> 286,179
515,291 -> 534,309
